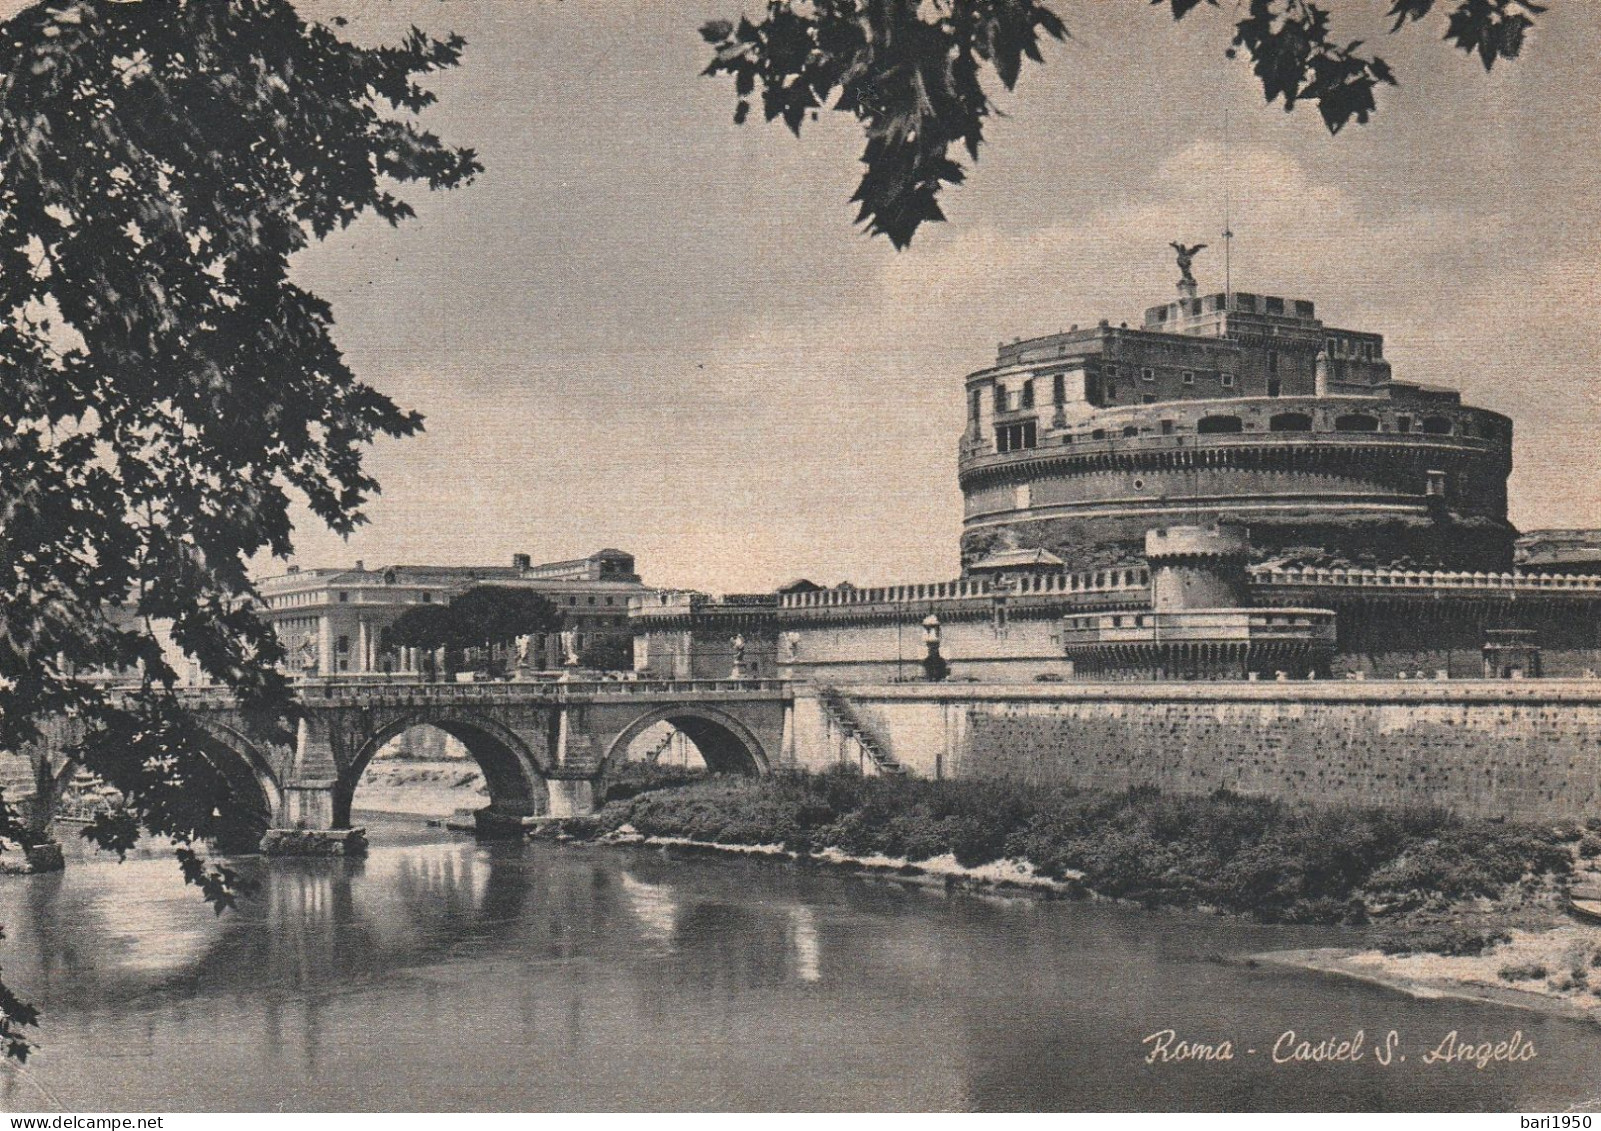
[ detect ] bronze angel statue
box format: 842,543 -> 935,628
1170,241 -> 1207,287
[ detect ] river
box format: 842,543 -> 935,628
1,813 -> 1598,1112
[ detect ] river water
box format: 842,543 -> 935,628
1,814 -> 1599,1112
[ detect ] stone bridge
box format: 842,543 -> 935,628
5,679 -> 794,860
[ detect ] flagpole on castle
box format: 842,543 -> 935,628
1223,108 -> 1233,305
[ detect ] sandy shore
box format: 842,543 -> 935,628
351,757 -> 487,818
1259,924 -> 1601,1024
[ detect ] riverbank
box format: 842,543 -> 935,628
553,769 -> 1575,928
349,757 -> 486,817
1259,916 -> 1601,1025
539,770 -> 1601,1022
577,824 -> 1088,897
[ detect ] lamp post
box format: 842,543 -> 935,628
921,613 -> 949,682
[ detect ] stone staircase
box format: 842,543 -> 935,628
640,729 -> 679,765
816,687 -> 906,776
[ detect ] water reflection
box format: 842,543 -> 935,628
1,818 -> 1599,1111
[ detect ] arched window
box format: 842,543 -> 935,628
1334,413 -> 1379,432
1196,415 -> 1243,434
1422,415 -> 1453,435
1269,412 -> 1312,432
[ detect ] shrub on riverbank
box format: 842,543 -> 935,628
581,768 -> 1573,927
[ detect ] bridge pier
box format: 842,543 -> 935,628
0,748 -> 69,873
259,719 -> 367,857
544,775 -> 598,818
471,802 -> 546,838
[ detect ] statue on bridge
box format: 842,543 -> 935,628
729,633 -> 746,680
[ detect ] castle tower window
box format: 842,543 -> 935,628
1220,372 -> 1237,388
1181,370 -> 1195,386
1362,342 -> 1375,361
1426,469 -> 1448,497
1123,425 -> 1139,437
996,421 -> 1037,453
1266,377 -> 1280,397
970,388 -> 981,422
1422,416 -> 1454,435
1141,367 -> 1154,382
1052,372 -> 1065,406
1142,395 -> 1157,404
1267,350 -> 1279,374
1197,415 -> 1243,434
1160,420 -> 1174,435
993,384 -> 1005,413
1269,412 -> 1312,432
1334,413 -> 1380,432
1021,379 -> 1035,409
338,591 -> 349,602
1396,416 -> 1412,433
421,591 -> 431,603
1326,337 -> 1338,356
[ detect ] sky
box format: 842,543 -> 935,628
195,2 -> 1601,590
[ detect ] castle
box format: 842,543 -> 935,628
631,279 -> 1601,685
958,289 -> 1513,573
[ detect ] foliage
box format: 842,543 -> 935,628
388,602 -> 475,652
0,0 -> 476,1059
1498,960 -> 1549,982
389,587 -> 559,669
577,633 -> 633,673
602,758 -> 707,802
577,771 -> 1571,929
448,586 -> 560,652
703,0 -> 1546,247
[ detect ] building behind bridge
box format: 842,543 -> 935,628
258,549 -> 652,677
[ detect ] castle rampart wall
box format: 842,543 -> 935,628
794,681 -> 1601,821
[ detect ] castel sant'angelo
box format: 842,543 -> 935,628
958,274 -> 1514,575
629,251 -> 1601,686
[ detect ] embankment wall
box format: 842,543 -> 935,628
790,681 -> 1601,821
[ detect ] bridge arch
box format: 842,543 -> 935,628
336,713 -> 550,827
186,721 -> 284,851
20,720 -> 281,850
601,703 -> 770,782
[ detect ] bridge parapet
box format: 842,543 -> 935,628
159,678 -> 795,710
